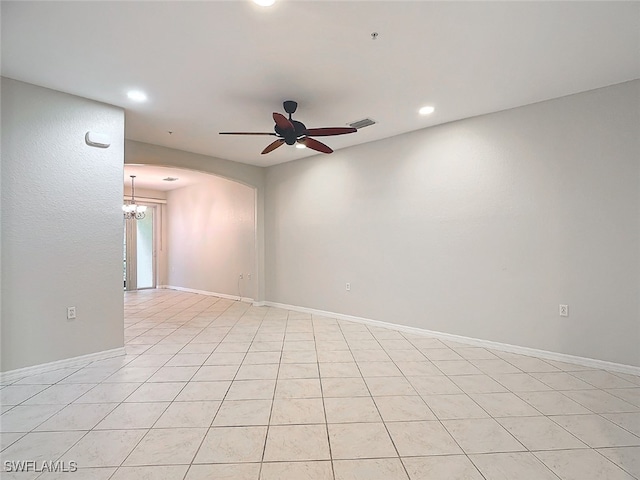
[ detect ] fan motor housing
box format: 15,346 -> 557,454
274,125 -> 298,145
275,119 -> 306,145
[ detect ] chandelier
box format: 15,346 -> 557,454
123,175 -> 147,220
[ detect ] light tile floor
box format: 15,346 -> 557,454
1,289 -> 639,479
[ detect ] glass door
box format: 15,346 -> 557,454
135,209 -> 155,289
124,205 -> 156,290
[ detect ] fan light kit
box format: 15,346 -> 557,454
123,175 -> 147,220
220,100 -> 357,155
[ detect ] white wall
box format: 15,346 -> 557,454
1,78 -> 125,371
265,81 -> 640,367
167,178 -> 256,299
125,140 -> 266,300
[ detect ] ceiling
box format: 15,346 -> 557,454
124,165 -> 215,192
2,1 -> 639,167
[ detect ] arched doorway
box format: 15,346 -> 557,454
123,165 -> 258,302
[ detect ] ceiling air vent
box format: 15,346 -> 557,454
348,118 -> 376,129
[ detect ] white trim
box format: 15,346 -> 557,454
161,285 -> 254,304
263,301 -> 640,376
0,347 -> 126,383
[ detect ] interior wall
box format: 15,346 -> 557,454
1,78 -> 125,371
125,140 -> 265,301
265,80 -> 640,367
166,178 -> 256,299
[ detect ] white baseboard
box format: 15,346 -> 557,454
0,347 -> 126,383
161,285 -> 254,304
263,301 -> 640,377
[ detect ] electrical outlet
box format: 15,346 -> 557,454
346,283 -> 351,291
248,273 -> 251,280
559,304 -> 569,317
67,306 -> 77,320
239,274 -> 243,280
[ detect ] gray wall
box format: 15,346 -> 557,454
167,179 -> 256,299
265,81 -> 640,367
1,78 -> 125,371
125,140 -> 266,301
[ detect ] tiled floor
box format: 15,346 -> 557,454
1,289 -> 639,479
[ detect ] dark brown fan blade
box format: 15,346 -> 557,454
261,139 -> 285,154
273,112 -> 295,131
301,137 -> 333,154
304,127 -> 357,137
219,132 -> 276,135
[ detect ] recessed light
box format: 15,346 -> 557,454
419,105 -> 435,115
163,177 -> 179,182
127,90 -> 147,102
296,143 -> 306,149
253,0 -> 275,6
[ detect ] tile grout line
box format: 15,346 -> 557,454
185,298 -> 258,477
3,289 -> 639,479
26,290 -> 204,478
336,320 -> 414,479
396,328 -> 631,474
393,329 -> 496,480
110,295 -> 236,479
312,312 -> 337,480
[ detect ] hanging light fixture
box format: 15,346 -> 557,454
123,175 -> 147,220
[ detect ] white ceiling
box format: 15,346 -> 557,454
2,1 -> 639,167
124,165 -> 215,192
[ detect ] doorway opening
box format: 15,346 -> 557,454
124,204 -> 157,291
122,164 -> 258,300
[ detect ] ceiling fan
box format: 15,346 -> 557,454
219,100 -> 357,155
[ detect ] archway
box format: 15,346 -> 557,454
123,164 -> 259,303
